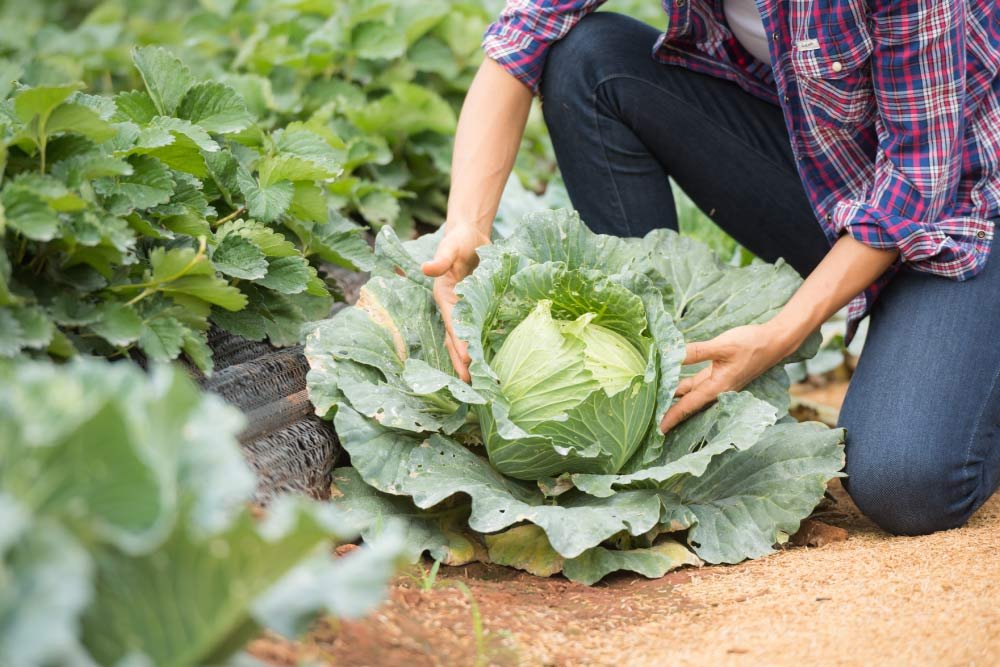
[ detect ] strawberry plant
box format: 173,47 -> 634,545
0,0 -> 562,239
0,45 -> 372,370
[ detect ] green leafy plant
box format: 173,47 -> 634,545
0,356 -> 404,667
0,0 -> 744,252
0,45 -> 372,370
305,210 -> 845,585
0,0 -> 502,238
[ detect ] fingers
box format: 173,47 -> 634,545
682,339 -> 720,366
422,242 -> 456,277
659,381 -> 721,434
674,366 -> 712,397
435,287 -> 472,382
443,333 -> 470,382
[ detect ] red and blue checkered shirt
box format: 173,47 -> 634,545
484,1 -> 1000,332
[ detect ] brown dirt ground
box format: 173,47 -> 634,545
250,381 -> 1000,667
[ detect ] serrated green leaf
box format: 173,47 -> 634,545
0,309 -> 24,357
210,304 -> 267,341
138,316 -> 186,361
119,117 -> 218,177
132,46 -> 194,116
155,171 -> 214,218
237,168 -> 293,223
10,174 -> 85,212
182,329 -> 213,374
52,152 -> 133,185
310,214 -> 374,271
10,306 -> 54,350
257,255 -> 312,294
144,246 -> 248,311
48,292 -> 100,327
178,81 -> 253,134
288,182 -> 327,223
71,93 -> 117,122
212,233 -> 268,280
352,21 -> 407,60
13,83 -> 82,124
358,189 -> 399,228
150,116 -> 219,153
149,245 -> 202,283
45,102 -> 116,143
90,302 -> 142,346
162,275 -> 247,311
347,83 -> 456,137
258,129 -> 342,186
1,186 -> 60,240
114,90 -> 158,124
216,219 -> 297,258
100,155 -> 175,210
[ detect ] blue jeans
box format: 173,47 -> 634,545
540,12 -> 1000,535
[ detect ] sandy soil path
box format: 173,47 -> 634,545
251,383 -> 1000,667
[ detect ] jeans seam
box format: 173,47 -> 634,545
591,72 -> 795,182
590,88 -> 636,237
961,359 -> 1000,515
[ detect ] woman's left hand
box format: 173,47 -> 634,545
658,322 -> 800,434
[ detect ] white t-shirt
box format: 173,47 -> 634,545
723,0 -> 771,66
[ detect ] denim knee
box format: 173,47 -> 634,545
840,420 -> 977,536
539,12 -> 635,106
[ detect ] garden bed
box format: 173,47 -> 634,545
250,449 -> 1000,666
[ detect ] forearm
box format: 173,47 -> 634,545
446,58 -> 533,235
766,235 -> 899,350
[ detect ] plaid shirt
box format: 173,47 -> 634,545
484,1 -> 1000,333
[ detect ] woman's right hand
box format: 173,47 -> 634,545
421,225 -> 491,382
423,57 -> 532,381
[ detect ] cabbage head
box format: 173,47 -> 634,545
306,210 -> 845,585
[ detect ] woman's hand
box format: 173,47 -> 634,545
423,59 -> 532,381
421,225 -> 491,382
659,322 -> 801,434
658,234 -> 900,434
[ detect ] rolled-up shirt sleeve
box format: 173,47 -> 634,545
483,0 -> 609,93
831,0 -> 994,279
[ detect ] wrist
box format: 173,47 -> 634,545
762,309 -> 816,357
445,216 -> 492,240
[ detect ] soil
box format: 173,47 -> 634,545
249,380 -> 1000,666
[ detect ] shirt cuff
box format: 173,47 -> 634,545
482,21 -> 549,94
831,199 -> 994,280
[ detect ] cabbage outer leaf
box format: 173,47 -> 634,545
307,210 -> 846,585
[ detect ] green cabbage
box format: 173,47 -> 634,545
0,358 -> 405,666
487,299 -> 655,478
306,210 -> 845,585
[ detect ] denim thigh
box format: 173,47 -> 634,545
538,10 -> 1000,534
539,11 -> 830,276
839,258 -> 1000,535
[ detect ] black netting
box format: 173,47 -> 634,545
201,338 -> 340,503
207,326 -> 278,371
241,417 -> 339,504
202,347 -> 309,414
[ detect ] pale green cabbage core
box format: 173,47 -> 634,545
491,300 -> 647,432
